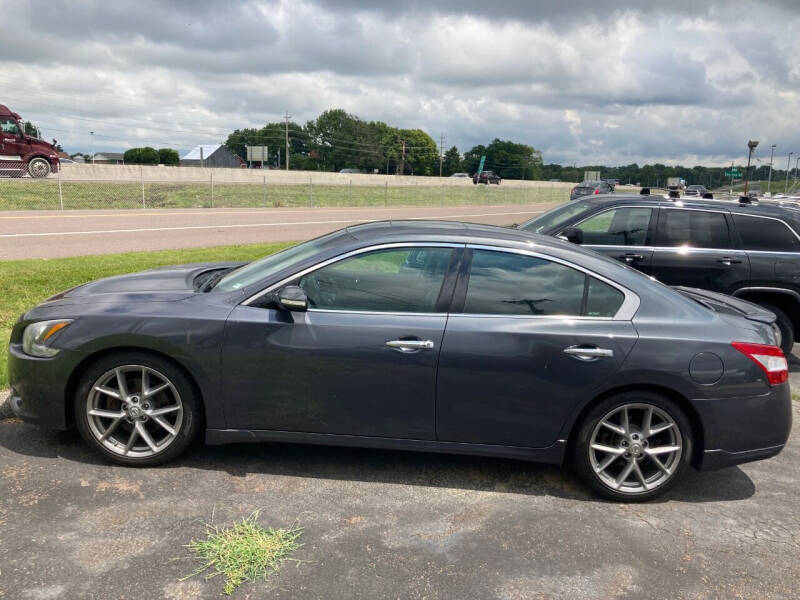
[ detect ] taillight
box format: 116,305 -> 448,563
594,188 -> 600,194
732,342 -> 788,385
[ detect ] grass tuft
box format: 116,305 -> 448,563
183,512 -> 303,595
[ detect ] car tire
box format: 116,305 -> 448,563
760,303 -> 794,357
27,157 -> 51,178
571,391 -> 693,502
74,351 -> 202,467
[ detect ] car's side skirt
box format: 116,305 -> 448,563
205,428 -> 567,464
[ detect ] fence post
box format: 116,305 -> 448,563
349,179 -> 352,205
140,167 -> 145,209
309,176 -> 313,207
57,167 -> 64,210
384,180 -> 388,207
263,176 -> 268,207
210,173 -> 214,208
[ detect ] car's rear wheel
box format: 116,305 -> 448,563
572,392 -> 692,501
760,303 -> 794,357
27,157 -> 51,178
74,352 -> 201,466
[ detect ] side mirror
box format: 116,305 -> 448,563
559,227 -> 584,245
277,285 -> 308,312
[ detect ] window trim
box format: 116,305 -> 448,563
241,242 -> 465,314
730,212 -> 800,253
454,244 -> 640,321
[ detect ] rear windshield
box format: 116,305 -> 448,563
519,200 -> 593,234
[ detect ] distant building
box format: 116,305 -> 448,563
92,152 -> 125,165
181,144 -> 244,168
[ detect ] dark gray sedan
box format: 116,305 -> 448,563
8,221 -> 792,501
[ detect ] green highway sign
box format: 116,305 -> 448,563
725,169 -> 742,177
477,155 -> 486,177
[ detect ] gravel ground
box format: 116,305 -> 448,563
0,392 -> 798,599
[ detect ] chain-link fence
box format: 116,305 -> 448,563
0,163 -> 572,210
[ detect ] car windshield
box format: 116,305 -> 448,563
518,199 -> 593,233
213,231 -> 342,292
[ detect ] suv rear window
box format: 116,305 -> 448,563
656,209 -> 729,249
733,214 -> 800,252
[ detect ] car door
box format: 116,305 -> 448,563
221,244 -> 461,439
436,246 -> 639,448
567,205 -> 656,272
649,207 -> 750,293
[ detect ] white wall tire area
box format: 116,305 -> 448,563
74,352 -> 202,466
572,391 -> 693,502
27,157 -> 51,178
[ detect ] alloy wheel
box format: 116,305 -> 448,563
85,365 -> 184,458
588,403 -> 682,495
28,158 -> 50,178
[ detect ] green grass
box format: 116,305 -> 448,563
0,241 -> 293,388
0,180 -> 568,210
183,512 -> 303,595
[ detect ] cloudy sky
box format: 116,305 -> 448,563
2,0 -> 799,166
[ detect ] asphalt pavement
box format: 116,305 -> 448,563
0,204 -> 553,259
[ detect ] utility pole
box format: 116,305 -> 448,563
767,144 -> 776,196
284,110 -> 291,170
90,131 -> 94,164
439,133 -> 445,177
743,140 -> 758,196
398,139 -> 406,176
786,153 -> 794,193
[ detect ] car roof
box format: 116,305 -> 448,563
343,220 -> 558,245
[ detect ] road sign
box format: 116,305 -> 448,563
246,146 -> 268,162
725,169 -> 742,178
477,155 -> 486,177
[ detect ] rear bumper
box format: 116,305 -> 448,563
692,383 -> 792,471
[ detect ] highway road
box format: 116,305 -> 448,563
0,204 -> 556,259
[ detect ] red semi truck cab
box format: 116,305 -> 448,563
0,104 -> 60,178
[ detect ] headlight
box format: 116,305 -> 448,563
22,319 -> 73,357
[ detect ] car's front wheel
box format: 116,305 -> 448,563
572,392 -> 692,501
27,157 -> 51,178
75,352 -> 201,466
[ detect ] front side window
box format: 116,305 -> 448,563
519,199 -> 593,234
463,250 -> 624,317
298,247 -> 452,312
733,214 -> 800,252
656,209 -> 729,249
0,118 -> 20,136
577,207 -> 653,246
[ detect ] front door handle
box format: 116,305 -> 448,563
386,339 -> 435,353
619,253 -> 644,263
563,345 -> 614,361
716,257 -> 742,266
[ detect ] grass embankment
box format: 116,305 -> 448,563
0,241 -> 292,388
0,180 -> 568,210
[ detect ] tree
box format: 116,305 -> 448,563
225,121 -> 308,169
442,146 -> 462,176
398,129 -> 438,176
123,147 -> 160,165
158,148 -> 180,166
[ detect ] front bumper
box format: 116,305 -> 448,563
7,343 -> 86,429
692,383 -> 792,471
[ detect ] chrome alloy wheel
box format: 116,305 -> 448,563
85,365 -> 184,458
27,158 -> 51,178
588,403 -> 682,495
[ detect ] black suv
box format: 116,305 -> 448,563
473,170 -> 501,185
519,193 -> 800,354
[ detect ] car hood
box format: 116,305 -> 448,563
673,286 -> 776,325
45,262 -> 246,304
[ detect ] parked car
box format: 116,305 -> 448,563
518,193 -> 800,354
473,170 -> 501,184
570,180 -> 613,200
339,168 -> 360,174
685,185 -> 709,197
8,221 -> 790,501
449,172 -> 470,178
0,104 -> 60,178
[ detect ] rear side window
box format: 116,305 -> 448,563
733,214 -> 800,252
577,207 -> 653,246
463,250 -> 624,317
656,209 -> 729,249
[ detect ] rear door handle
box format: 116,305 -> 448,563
619,253 -> 644,263
386,339 -> 435,353
716,257 -> 742,265
563,345 -> 614,361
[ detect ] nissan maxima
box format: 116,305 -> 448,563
8,221 -> 792,501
